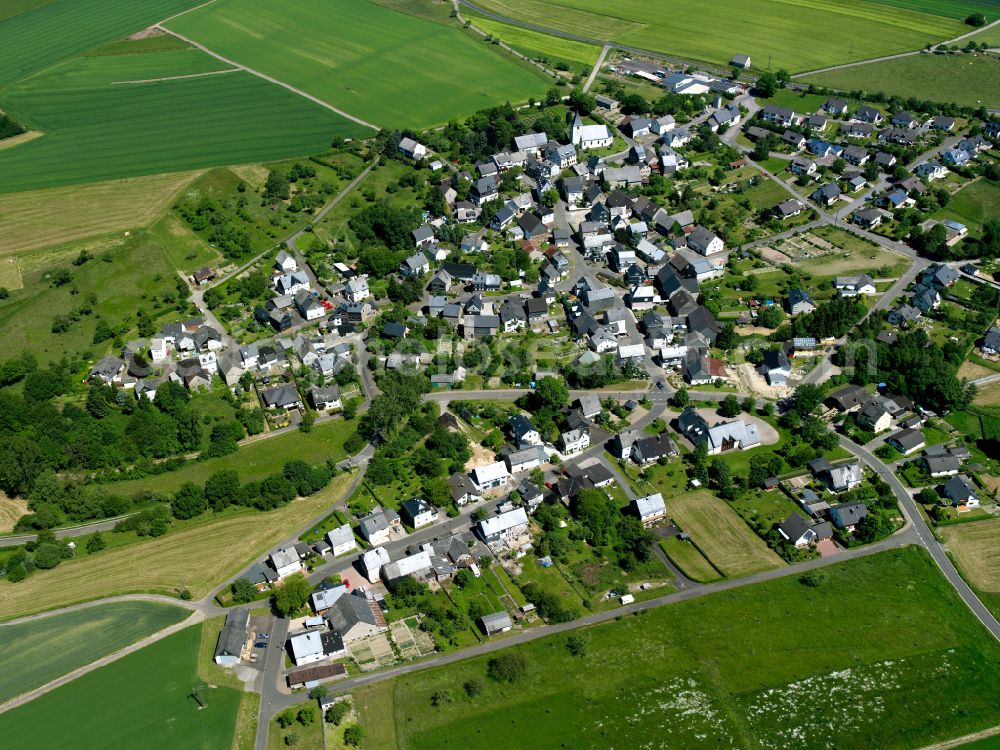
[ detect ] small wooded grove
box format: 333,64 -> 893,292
0,113 -> 25,140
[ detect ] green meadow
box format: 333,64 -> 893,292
166,0 -> 552,128
0,624 -> 241,750
470,15 -> 601,69
355,548 -> 1000,750
0,600 -> 188,704
472,0 -> 962,71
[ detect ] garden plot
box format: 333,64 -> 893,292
389,617 -> 435,660
348,632 -> 396,671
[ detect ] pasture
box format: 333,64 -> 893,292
0,51 -> 366,193
471,0 -> 962,72
0,472 -> 355,620
470,15 -> 601,69
165,0 -> 551,128
0,170 -> 201,255
0,600 -> 188,704
0,625 -> 241,750
665,490 -> 784,577
801,52 -> 1000,109
941,520 -> 1000,594
357,548 -> 1000,750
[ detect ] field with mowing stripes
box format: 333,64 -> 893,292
0,601 -> 188,705
0,170 -> 201,254
941,520 -> 1000,594
472,0 -> 964,72
666,491 -> 784,577
470,15 -> 601,69
0,625 -> 241,750
166,0 -> 551,128
0,47 -> 366,193
356,548 -> 1000,750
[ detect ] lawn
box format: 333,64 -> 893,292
0,0 -> 206,87
0,170 -> 201,255
0,472 -> 356,620
933,178 -> 1000,235
269,701 -> 324,749
0,600 -> 188,704
472,0 -> 961,72
356,547 -> 1000,750
108,417 -> 359,497
666,490 -> 784,577
470,15 -> 601,70
801,52 -> 1000,109
0,48 -> 367,193
0,624 -> 241,749
659,537 -> 722,582
166,0 -> 552,128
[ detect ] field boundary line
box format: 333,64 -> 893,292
156,25 -> 380,132
154,0 -> 221,26
0,609 -> 204,715
110,68 -> 239,85
583,44 -> 610,92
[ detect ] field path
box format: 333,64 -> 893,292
155,26 -> 380,132
583,44 -> 610,93
792,17 -> 1000,78
0,608 -> 205,715
111,68 -> 239,85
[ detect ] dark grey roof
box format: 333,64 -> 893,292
215,607 -> 250,659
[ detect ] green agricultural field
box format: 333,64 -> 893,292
801,52 -> 1000,108
356,548 -> 1000,750
0,624 -> 241,749
0,48 -> 366,193
166,0 -> 551,128
659,537 -> 722,582
472,0 -> 962,72
0,600 -> 188,704
0,0 -> 205,87
934,178 -> 1000,234
470,15 -> 601,69
864,0 -> 998,22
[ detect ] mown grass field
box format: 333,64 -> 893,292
666,490 -> 784,577
801,52 -> 1000,108
472,0 -> 962,72
166,0 -> 551,128
470,15 -> 601,69
0,600 -> 188,704
0,170 -> 201,255
941,520 -> 1000,594
356,548 -> 1000,750
934,178 -> 1000,235
0,472 -> 355,620
0,0 -> 205,87
0,49 -> 366,193
865,0 -> 998,21
659,537 -> 722,582
0,624 -> 241,750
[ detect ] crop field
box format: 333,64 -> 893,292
941,520 -> 1000,594
666,491 -> 784,577
165,0 -> 551,128
865,0 -> 999,21
0,0 -> 206,87
0,624 -> 241,750
470,15 -> 601,69
0,472 -> 355,620
0,170 -> 201,255
0,49 -> 366,193
355,548 -> 1000,750
0,600 -> 188,704
801,52 -> 1000,109
934,178 -> 1000,234
472,0 -> 962,72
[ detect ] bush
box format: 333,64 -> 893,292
343,725 -> 365,747
325,701 -> 350,726
487,652 -> 527,683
